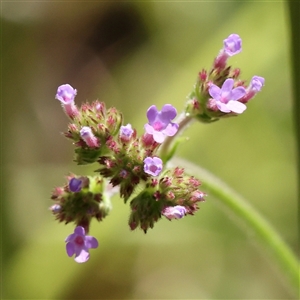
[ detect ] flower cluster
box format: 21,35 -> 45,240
50,33 -> 264,262
185,33 -> 264,122
50,174 -> 112,233
128,167 -> 205,232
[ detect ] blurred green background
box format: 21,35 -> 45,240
2,1 -> 298,299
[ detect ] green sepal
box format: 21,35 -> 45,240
74,148 -> 103,165
194,113 -> 220,123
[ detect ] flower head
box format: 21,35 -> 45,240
223,34 -> 242,56
162,205 -> 187,220
144,104 -> 179,143
144,157 -> 163,177
55,84 -> 77,104
208,79 -> 246,114
69,177 -> 83,193
65,226 -> 98,263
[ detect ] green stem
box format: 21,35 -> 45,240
172,157 -> 299,296
159,112 -> 194,162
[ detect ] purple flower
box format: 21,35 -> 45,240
208,79 -> 247,114
239,76 -> 265,103
80,126 -> 99,148
162,205 -> 187,220
120,124 -> 134,141
144,157 -> 163,176
55,84 -> 79,118
223,34 -> 242,56
55,84 -> 77,104
144,105 -> 179,143
69,178 -> 83,193
249,76 -> 265,92
65,226 -> 98,263
214,34 -> 242,69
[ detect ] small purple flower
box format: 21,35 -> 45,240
249,76 -> 265,92
214,34 -> 242,69
144,157 -> 163,176
55,84 -> 79,118
80,126 -> 99,148
223,34 -> 242,56
208,79 -> 247,114
162,205 -> 187,220
65,226 -> 98,263
55,84 -> 77,104
144,104 -> 179,143
239,76 -> 265,103
69,177 -> 83,193
120,124 -> 134,141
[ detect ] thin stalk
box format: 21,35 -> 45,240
172,157 -> 299,297
159,112 -> 194,161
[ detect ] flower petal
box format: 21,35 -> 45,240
209,84 -> 221,101
146,105 -> 158,124
231,86 -> 246,101
144,123 -> 154,135
66,242 -> 75,257
74,248 -> 90,263
74,226 -> 85,236
226,100 -> 247,114
85,236 -> 99,249
152,157 -> 163,167
65,233 -> 76,243
162,123 -> 179,137
216,101 -> 231,113
221,79 -> 234,93
153,131 -> 165,143
160,104 -> 177,123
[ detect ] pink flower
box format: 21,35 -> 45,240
208,79 -> 246,114
65,226 -> 98,263
144,105 -> 179,143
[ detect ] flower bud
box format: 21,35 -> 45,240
119,124 -> 134,142
69,177 -> 83,193
239,76 -> 265,103
80,126 -> 100,148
